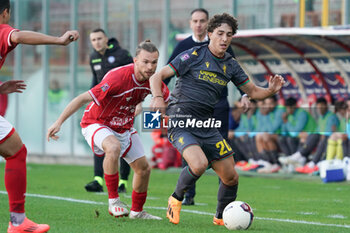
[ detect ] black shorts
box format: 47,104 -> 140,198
168,127 -> 234,167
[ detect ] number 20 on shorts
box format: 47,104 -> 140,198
216,139 -> 232,156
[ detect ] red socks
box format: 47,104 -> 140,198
131,190 -> 147,212
5,144 -> 27,213
104,173 -> 119,199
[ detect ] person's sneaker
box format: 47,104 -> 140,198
235,161 -> 248,170
295,164 -> 319,174
258,164 -> 280,173
279,152 -> 306,166
108,199 -> 129,218
242,164 -> 259,171
213,216 -> 224,226
118,183 -> 127,193
85,180 -> 103,192
7,217 -> 50,233
182,197 -> 194,206
129,210 -> 162,220
166,196 -> 182,224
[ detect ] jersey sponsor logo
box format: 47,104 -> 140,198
93,64 -> 101,71
180,53 -> 190,62
143,110 -> 161,129
108,56 -> 116,63
205,62 -> 210,68
92,58 -> 102,63
192,50 -> 198,56
110,116 -> 133,126
101,83 -> 110,92
198,70 -> 227,86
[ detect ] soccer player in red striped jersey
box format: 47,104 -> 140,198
47,40 -> 169,220
0,1 -> 79,232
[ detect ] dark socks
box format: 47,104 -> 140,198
94,154 -> 104,178
120,157 -> 131,180
215,183 -> 238,219
172,166 -> 200,201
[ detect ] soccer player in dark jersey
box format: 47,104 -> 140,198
0,1 -> 79,232
85,28 -> 134,193
165,8 -> 249,206
47,40 -> 167,220
150,13 -> 284,225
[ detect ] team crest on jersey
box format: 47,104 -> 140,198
126,97 -> 132,101
178,137 -> 184,145
223,65 -> 227,74
205,62 -> 210,68
180,53 -> 190,62
101,83 -> 110,92
108,56 -> 116,63
192,50 -> 198,56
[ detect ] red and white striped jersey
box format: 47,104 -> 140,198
81,63 -> 170,133
0,24 -> 19,69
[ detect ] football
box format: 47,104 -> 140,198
223,201 -> 254,230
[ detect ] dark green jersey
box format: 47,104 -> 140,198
167,45 -> 249,119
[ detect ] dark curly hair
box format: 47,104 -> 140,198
207,13 -> 238,35
0,0 -> 10,14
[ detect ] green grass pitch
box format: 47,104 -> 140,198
0,163 -> 349,232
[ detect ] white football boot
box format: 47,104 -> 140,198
129,210 -> 162,220
108,198 -> 129,218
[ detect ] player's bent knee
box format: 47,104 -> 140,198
141,165 -> 151,177
189,164 -> 206,176
222,173 -> 239,186
132,158 -> 151,175
104,145 -> 121,160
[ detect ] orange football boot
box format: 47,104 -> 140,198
166,196 -> 182,224
7,217 -> 50,233
213,216 -> 224,226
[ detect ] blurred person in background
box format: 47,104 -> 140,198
280,97 -> 339,174
164,8 -> 249,206
85,28 -> 134,194
242,100 -> 272,171
230,100 -> 259,169
325,100 -> 348,160
279,97 -> 316,156
255,96 -> 285,173
0,0 -> 79,232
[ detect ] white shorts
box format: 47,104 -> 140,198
0,116 -> 14,143
81,124 -> 144,164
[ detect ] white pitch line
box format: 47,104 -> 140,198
0,191 -> 349,229
0,191 -> 105,205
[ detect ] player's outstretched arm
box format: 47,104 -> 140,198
10,30 -> 79,46
240,74 -> 285,100
0,80 -> 26,94
47,91 -> 92,141
149,65 -> 174,113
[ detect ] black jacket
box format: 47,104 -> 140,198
89,38 -> 133,87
